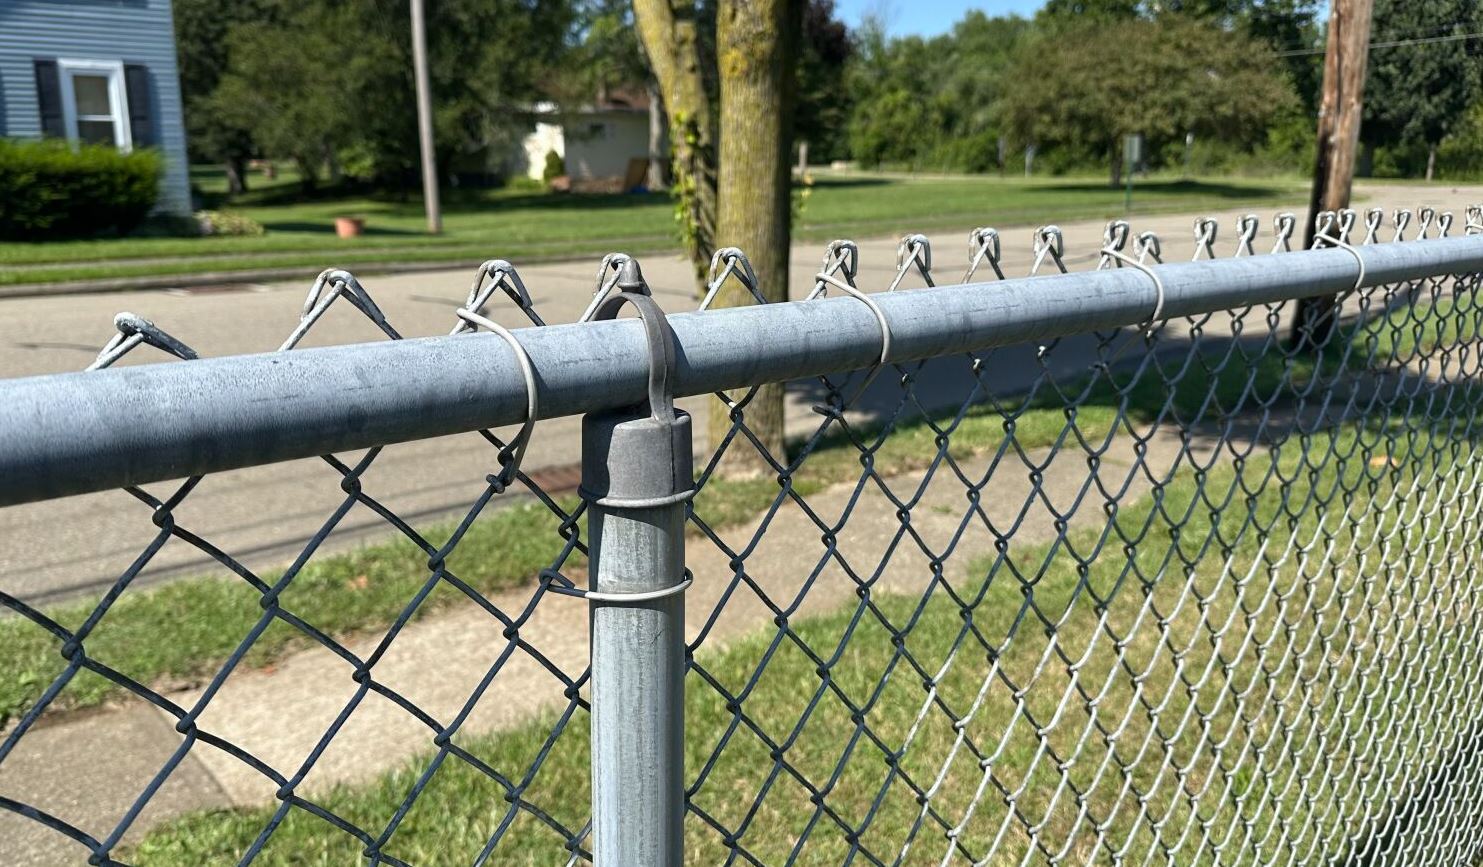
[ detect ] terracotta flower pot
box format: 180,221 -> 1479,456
335,217 -> 365,239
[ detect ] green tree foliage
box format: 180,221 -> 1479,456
1363,0 -> 1483,168
1037,0 -> 1139,22
846,12 -> 1030,170
794,0 -> 854,161
998,16 -> 1299,185
1037,0 -> 1322,109
173,0 -> 268,192
188,0 -> 576,191
558,0 -> 650,106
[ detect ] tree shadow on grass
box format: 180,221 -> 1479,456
1026,179 -> 1288,200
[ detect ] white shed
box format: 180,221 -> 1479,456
523,91 -> 657,188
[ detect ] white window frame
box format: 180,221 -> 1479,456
57,58 -> 132,152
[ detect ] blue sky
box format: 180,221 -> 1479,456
831,0 -> 1047,37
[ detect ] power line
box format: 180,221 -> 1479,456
1277,29 -> 1483,57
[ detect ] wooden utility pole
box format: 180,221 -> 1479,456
1292,0 -> 1372,349
410,0 -> 442,234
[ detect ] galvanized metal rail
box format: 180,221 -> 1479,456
3,236 -> 1480,507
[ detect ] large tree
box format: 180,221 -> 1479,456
173,0 -> 269,193
999,16 -> 1299,186
201,0 -> 575,192
1363,0 -> 1483,179
847,11 -> 1029,171
793,0 -> 853,162
635,0 -> 806,469
1037,0 -> 1323,109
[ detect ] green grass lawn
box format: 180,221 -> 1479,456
0,168 -> 1305,286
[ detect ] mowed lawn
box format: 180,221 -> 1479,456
0,170 -> 1305,286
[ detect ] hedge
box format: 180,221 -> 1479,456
0,138 -> 161,239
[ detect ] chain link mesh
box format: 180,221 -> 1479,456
3,207 -> 1483,865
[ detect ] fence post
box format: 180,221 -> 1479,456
581,259 -> 690,865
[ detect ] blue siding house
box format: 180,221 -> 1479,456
0,0 -> 192,215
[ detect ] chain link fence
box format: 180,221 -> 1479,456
2,206 -> 1483,865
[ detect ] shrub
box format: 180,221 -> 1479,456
0,138 -> 161,239
194,210 -> 265,236
542,149 -> 565,184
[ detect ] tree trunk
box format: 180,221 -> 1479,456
1291,0 -> 1373,353
1109,143 -> 1123,189
632,0 -> 718,283
708,0 -> 804,474
1426,143 -> 1437,181
224,158 -> 247,195
324,144 -> 343,185
646,79 -> 671,191
294,155 -> 318,192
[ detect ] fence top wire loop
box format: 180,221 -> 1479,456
820,238 -> 860,282
964,226 -> 1004,282
1363,208 -> 1386,245
88,312 -> 198,371
1468,204 -> 1483,234
284,268 -> 398,350
700,247 -> 765,311
890,233 -> 934,291
1098,220 -> 1132,270
1340,208 -> 1361,243
455,259 -> 543,334
451,308 -> 539,485
1394,208 -> 1413,241
1235,214 -> 1259,256
1273,211 -> 1297,252
1192,217 -> 1219,260
1031,225 -> 1067,274
579,252 -> 634,323
1136,230 -> 1163,264
1419,206 -> 1437,238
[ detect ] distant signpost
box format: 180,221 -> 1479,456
1123,134 -> 1143,212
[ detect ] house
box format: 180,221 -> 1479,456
522,88 -> 661,190
0,0 -> 192,215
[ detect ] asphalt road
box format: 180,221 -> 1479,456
2,181 -> 1476,606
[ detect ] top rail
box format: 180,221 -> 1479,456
1,236 -> 1480,508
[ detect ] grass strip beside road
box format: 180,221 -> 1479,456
0,175 -> 1305,287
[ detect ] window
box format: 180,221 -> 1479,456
57,60 -> 131,151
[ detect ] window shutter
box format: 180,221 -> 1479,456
124,64 -> 154,147
33,60 -> 65,138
